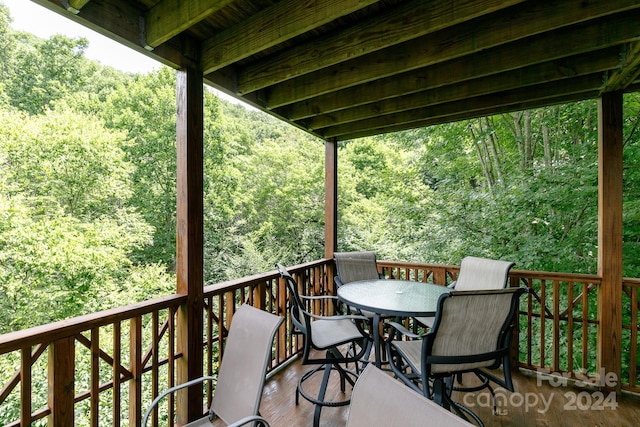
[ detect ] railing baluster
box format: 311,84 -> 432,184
129,317 -> 142,426
581,282 -> 589,374
151,312 -> 159,427
630,286 -> 638,388
567,281 -> 574,374
20,347 -> 31,426
91,328 -> 100,427
168,307 -> 175,425
113,322 -> 121,427
206,294 -> 214,405
553,279 -> 560,372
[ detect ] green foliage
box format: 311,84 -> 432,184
98,68 -> 180,266
7,33 -> 92,114
4,4 -> 640,425
0,108 -> 168,332
203,104 -> 325,282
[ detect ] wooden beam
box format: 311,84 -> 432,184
319,74 -> 605,139
306,49 -> 620,130
335,91 -> 598,141
597,91 -> 623,394
603,41 -> 640,92
175,61 -> 204,423
145,0 -> 235,48
283,11 -> 640,121
64,0 -> 89,14
324,138 -> 337,259
33,0 -> 186,68
264,1 -> 640,108
201,0 -> 378,75
236,0 -> 525,94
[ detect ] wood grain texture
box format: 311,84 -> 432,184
597,92 -> 624,393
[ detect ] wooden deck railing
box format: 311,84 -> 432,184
0,260 -> 333,426
377,260 -> 639,394
0,259 -> 638,426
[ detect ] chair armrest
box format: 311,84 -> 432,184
228,415 -> 271,427
334,276 -> 344,287
385,321 -> 422,341
142,376 -> 217,427
305,311 -> 370,323
300,294 -> 353,316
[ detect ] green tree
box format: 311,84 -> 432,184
7,33 -> 96,114
99,68 -> 179,267
0,108 -> 170,331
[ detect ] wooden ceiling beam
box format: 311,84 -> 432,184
305,49 -> 620,130
319,74 -> 606,139
602,41 -> 640,92
200,0 -> 378,75
236,0 -> 526,94
337,91 -> 598,141
264,0 -> 640,109
145,0 -> 236,49
64,0 -> 89,14
283,14 -> 640,122
46,0 -> 186,68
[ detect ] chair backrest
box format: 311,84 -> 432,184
453,256 -> 515,290
425,288 -> 526,375
346,365 -> 475,427
275,263 -> 307,333
334,251 -> 382,286
210,304 -> 284,425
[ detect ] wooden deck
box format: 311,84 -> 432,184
257,354 -> 640,427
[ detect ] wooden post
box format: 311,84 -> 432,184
597,91 -> 623,393
325,138 -> 338,259
48,337 -> 75,427
175,62 -> 204,424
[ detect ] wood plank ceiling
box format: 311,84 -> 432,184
34,0 -> 640,141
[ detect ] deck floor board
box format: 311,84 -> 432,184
256,355 -> 640,426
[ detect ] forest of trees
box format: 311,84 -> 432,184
1,2 -> 640,336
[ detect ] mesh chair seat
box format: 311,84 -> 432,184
311,318 -> 368,349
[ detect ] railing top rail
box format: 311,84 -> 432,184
623,277 -> 640,285
204,258 -> 332,294
0,293 -> 186,353
0,259 -> 334,354
509,269 -> 601,282
377,260 -> 458,270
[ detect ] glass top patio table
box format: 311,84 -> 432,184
337,279 -> 450,318
337,279 -> 450,367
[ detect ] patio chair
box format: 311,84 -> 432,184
386,287 -> 528,427
414,256 -> 515,328
346,365 -> 475,427
275,263 -> 371,427
334,251 -> 385,288
142,304 -> 284,427
334,251 -> 388,365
